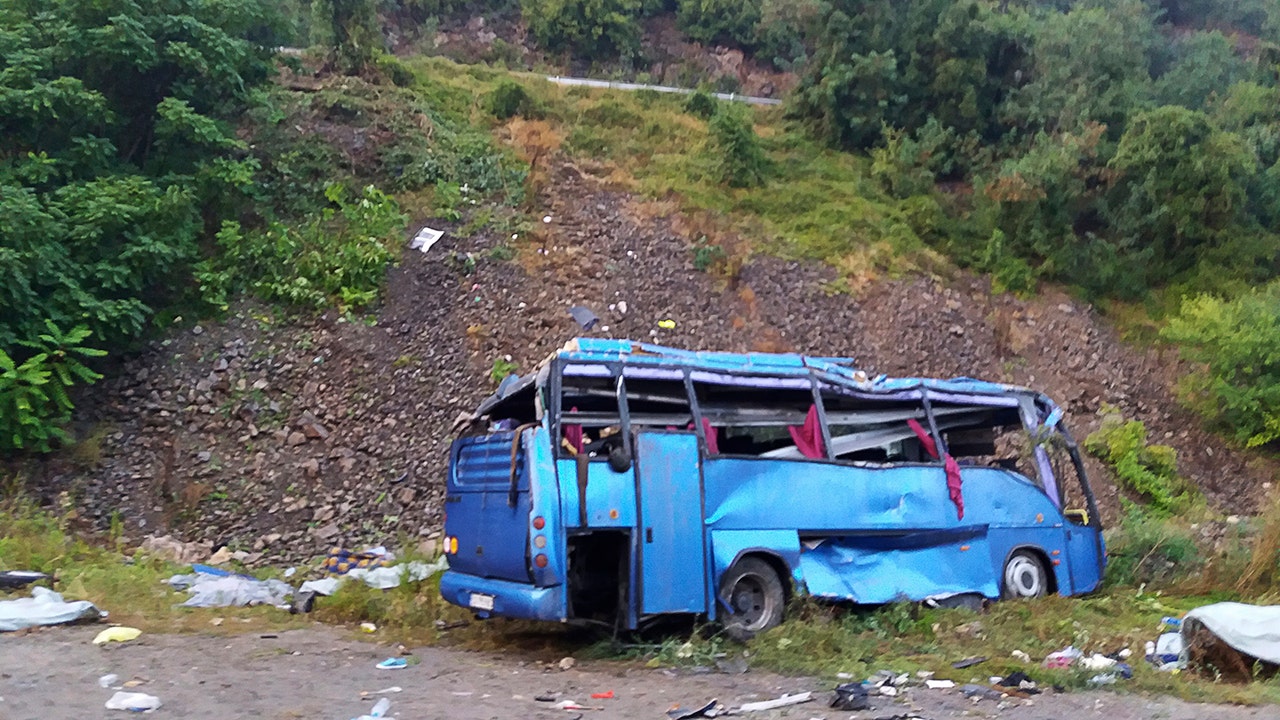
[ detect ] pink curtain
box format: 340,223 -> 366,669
906,417 -> 963,519
946,455 -> 964,520
700,417 -> 719,455
788,405 -> 825,459
906,418 -> 939,459
563,406 -> 583,453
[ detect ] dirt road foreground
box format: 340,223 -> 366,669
0,627 -> 1270,720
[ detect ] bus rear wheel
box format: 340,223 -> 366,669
1002,550 -> 1049,599
720,557 -> 785,641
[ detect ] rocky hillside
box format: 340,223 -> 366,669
23,158 -> 1275,563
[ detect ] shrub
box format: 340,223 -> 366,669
0,323 -> 106,453
486,80 -> 540,120
201,184 -> 408,311
708,105 -> 771,188
1161,282 -> 1280,447
676,0 -> 762,49
520,0 -> 644,60
1084,407 -> 1193,514
1103,509 -> 1203,588
683,89 -> 719,119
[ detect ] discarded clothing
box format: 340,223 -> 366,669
666,699 -> 722,719
167,566 -> 292,608
299,557 -> 449,596
0,586 -> 102,632
93,627 -> 142,645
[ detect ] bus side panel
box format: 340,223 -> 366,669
702,459 -> 1075,602
799,532 -> 999,603
554,460 -> 637,529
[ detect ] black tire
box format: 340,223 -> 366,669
719,557 -> 785,641
1002,550 -> 1049,599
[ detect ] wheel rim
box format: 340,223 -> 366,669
1005,554 -> 1044,597
729,574 -> 769,628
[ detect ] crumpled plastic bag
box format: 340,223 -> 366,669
299,557 -> 449,596
166,569 -> 292,608
0,586 -> 102,632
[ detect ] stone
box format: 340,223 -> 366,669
287,431 -> 307,446
397,488 -> 416,505
315,523 -> 340,540
299,458 -> 320,477
301,422 -> 329,440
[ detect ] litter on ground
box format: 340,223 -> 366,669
0,586 -> 102,632
93,627 -> 142,645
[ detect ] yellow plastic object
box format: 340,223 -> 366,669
657,319 -> 676,330
93,627 -> 142,645
1064,508 -> 1090,526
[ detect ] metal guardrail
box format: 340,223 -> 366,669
542,75 -> 783,106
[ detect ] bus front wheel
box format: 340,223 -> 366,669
1002,550 -> 1049,599
720,557 -> 785,641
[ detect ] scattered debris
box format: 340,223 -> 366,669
535,694 -> 558,702
553,700 -> 598,711
0,570 -> 49,590
360,622 -> 377,633
1180,602 -> 1280,681
959,684 -> 1005,701
737,692 -> 813,712
104,691 -> 161,712
0,587 -> 102,632
879,685 -> 899,697
98,674 -> 120,688
568,305 -> 600,331
167,565 -> 292,608
666,699 -> 723,719
658,319 -> 676,330
93,627 -> 142,645
590,691 -> 614,700
924,680 -> 955,689
996,672 -> 1039,694
359,687 -> 402,698
951,656 -> 987,669
434,619 -> 469,631
409,226 -> 444,254
352,696 -> 392,720
376,658 -> 408,670
1010,650 -> 1031,663
1042,646 -> 1082,669
297,556 -> 448,598
558,656 -> 576,671
830,682 -> 869,711
714,657 -> 749,675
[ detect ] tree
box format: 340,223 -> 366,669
676,0 -> 761,49
1154,31 -> 1257,111
520,0 -> 644,60
313,0 -> 382,74
0,0 -> 279,451
708,104 -> 770,188
1107,106 -> 1257,284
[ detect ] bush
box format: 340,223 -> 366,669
1103,509 -> 1203,588
200,184 -> 408,311
1162,282 -> 1280,447
1084,408 -> 1193,514
0,323 -> 106,453
708,105 -> 771,188
683,89 -> 719,119
675,0 -> 762,48
520,0 -> 644,60
486,80 -> 540,120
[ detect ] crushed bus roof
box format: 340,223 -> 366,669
554,338 -> 1037,398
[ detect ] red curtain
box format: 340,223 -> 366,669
788,405 -> 825,459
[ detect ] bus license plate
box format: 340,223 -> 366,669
469,593 -> 495,611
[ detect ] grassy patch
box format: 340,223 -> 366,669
0,498 -> 305,634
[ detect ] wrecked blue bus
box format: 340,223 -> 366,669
439,339 -> 1105,636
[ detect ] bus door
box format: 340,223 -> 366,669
634,430 -> 707,615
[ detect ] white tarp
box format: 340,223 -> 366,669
299,557 -> 449,596
0,586 -> 102,631
166,571 -> 293,608
1183,602 -> 1280,664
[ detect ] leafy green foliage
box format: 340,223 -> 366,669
312,0 -> 382,73
1102,508 -> 1203,588
0,323 -> 105,452
708,104 -> 770,188
682,89 -> 718,119
520,0 -> 644,60
200,184 -> 408,311
486,80 -> 540,120
1084,408 -> 1192,514
489,356 -> 518,384
676,0 -> 762,48
1154,31 -> 1258,111
1161,283 -> 1280,447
